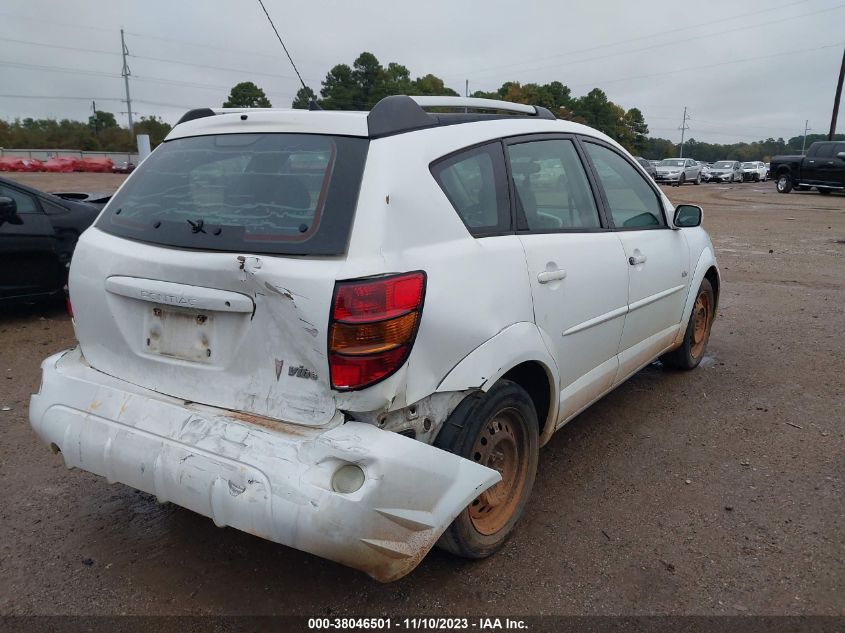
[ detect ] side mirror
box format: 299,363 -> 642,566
837,151 -> 845,160
674,204 -> 702,228
0,196 -> 18,219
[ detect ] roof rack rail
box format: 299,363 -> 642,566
367,95 -> 556,138
410,95 -> 553,118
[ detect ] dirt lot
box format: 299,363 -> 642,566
0,174 -> 843,616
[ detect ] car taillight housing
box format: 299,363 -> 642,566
329,271 -> 426,390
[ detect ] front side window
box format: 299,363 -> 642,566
97,133 -> 369,255
583,142 -> 665,229
0,185 -> 38,214
431,142 -> 510,235
506,139 -> 601,231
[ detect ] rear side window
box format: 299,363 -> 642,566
97,133 -> 369,255
814,143 -> 834,158
583,142 -> 665,229
431,142 -> 510,236
506,139 -> 601,231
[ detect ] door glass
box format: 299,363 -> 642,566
506,139 -> 600,231
815,144 -> 834,158
431,142 -> 510,234
0,185 -> 38,214
584,143 -> 664,229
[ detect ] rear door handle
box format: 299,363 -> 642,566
538,269 -> 567,284
628,254 -> 647,266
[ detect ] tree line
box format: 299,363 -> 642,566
3,51 -> 841,161
0,111 -> 171,152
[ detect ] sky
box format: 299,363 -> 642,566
1,0 -> 844,145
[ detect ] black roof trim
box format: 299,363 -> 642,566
176,108 -> 217,125
367,95 -> 557,138
367,96 -> 437,139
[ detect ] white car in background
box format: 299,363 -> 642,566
741,161 -> 768,182
28,95 -> 720,582
654,158 -> 702,186
708,160 -> 743,183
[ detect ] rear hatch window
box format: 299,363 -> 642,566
97,133 -> 369,255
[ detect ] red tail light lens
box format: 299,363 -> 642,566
329,271 -> 425,390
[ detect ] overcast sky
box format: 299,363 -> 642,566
1,0 -> 843,144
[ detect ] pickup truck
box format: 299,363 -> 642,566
770,140 -> 845,195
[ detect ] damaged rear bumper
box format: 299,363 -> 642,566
29,349 -> 500,582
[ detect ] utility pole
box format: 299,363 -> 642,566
91,100 -> 98,138
828,47 -> 845,140
465,79 -> 469,97
120,28 -> 133,134
678,106 -> 690,158
801,120 -> 811,155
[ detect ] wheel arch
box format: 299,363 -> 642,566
673,247 -> 720,347
435,321 -> 560,446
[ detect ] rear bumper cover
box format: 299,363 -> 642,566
29,349 -> 499,582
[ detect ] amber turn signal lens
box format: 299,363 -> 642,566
329,311 -> 418,355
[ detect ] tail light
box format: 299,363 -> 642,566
329,271 -> 426,390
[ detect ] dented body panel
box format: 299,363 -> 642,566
30,349 -> 499,582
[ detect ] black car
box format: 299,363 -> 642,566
635,156 -> 657,180
0,176 -> 107,304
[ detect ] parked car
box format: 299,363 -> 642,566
707,160 -> 743,183
698,162 -> 712,181
770,140 -> 845,194
112,161 -> 136,174
28,95 -> 720,582
0,176 -> 104,304
654,158 -> 702,185
635,156 -> 657,179
741,161 -> 768,182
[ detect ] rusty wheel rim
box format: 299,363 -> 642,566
690,290 -> 712,360
468,408 -> 529,536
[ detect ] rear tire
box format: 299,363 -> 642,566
776,173 -> 793,193
661,279 -> 715,370
435,380 -> 539,559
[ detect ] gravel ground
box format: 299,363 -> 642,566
0,174 -> 843,616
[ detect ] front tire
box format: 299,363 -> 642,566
435,380 -> 539,559
694,173 -> 701,185
776,173 -> 793,193
676,173 -> 686,187
661,279 -> 715,370
819,188 -> 832,195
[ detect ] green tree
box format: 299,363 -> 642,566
88,110 -> 118,136
292,86 -> 317,109
223,82 -> 272,108
133,116 -> 171,147
624,108 -> 649,154
320,64 -> 360,109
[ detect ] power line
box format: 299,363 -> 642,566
565,42 -> 845,89
0,36 -> 120,56
0,60 -> 119,78
129,53 -> 317,83
447,0 -> 815,79
0,95 -> 124,101
0,11 -> 115,34
462,2 -> 845,81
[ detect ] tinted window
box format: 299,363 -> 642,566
815,143 -> 835,158
0,185 -> 39,214
97,133 -> 369,256
507,139 -> 600,231
584,142 -> 665,229
431,142 -> 510,235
